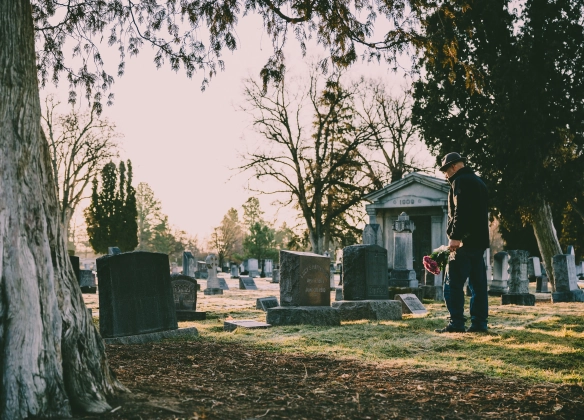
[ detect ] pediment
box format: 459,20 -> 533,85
365,173 -> 448,204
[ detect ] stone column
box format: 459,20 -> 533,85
502,250 -> 535,305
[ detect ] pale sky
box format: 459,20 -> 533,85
41,14 -> 436,243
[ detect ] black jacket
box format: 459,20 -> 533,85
447,166 -> 490,249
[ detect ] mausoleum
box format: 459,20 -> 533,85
363,172 -> 449,281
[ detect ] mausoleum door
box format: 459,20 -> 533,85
411,215 -> 432,281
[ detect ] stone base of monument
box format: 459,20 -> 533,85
224,320 -> 272,332
488,280 -> 508,296
501,293 -> 536,306
552,289 -> 584,303
103,327 -> 199,345
388,287 -> 424,302
204,288 -> 224,296
331,300 -> 402,321
266,306 -> 341,326
176,310 -> 207,321
80,286 -> 97,294
421,285 -> 443,301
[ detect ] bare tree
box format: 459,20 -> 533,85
42,96 -> 120,237
240,66 -> 379,254
356,81 -> 430,183
210,208 -> 244,267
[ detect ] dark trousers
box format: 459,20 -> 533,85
444,247 -> 488,329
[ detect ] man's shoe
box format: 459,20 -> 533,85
466,325 -> 488,333
434,324 -> 466,333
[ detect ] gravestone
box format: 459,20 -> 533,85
395,293 -> 427,315
489,252 -> 509,296
79,268 -> 97,293
230,263 -> 240,279
527,257 -> 542,281
264,259 -> 273,277
243,258 -> 260,277
537,275 -> 550,293
388,213 -> 418,288
502,250 -> 535,306
183,251 -> 196,277
171,275 -> 206,321
195,261 -> 208,279
256,296 -> 279,311
267,250 -> 340,326
97,251 -> 178,338
552,254 -> 584,302
204,254 -> 224,295
362,224 -> 383,246
69,255 -> 80,285
239,276 -> 258,290
332,245 -> 402,321
334,287 -> 343,301
108,247 -> 121,255
342,245 -> 389,300
224,320 -> 272,332
271,268 -> 280,283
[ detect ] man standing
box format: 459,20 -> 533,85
435,153 -> 490,333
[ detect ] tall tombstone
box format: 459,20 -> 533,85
245,258 -> 260,277
342,245 -> 389,300
97,251 -> 177,338
488,251 -> 509,296
267,251 -> 340,326
204,253 -> 226,295
362,224 -> 383,246
264,259 -> 274,276
182,251 -> 196,277
552,254 -> 584,303
388,212 -> 418,288
502,250 -> 535,306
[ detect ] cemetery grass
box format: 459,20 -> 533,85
88,285 -> 584,419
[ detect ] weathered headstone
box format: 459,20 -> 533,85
552,254 -> 584,302
230,263 -> 240,279
537,275 -> 550,293
264,259 -> 273,277
395,293 -> 427,315
183,251 -> 196,277
224,320 -> 272,332
388,212 -> 418,288
204,253 -> 225,295
171,275 -> 206,321
108,247 -> 121,255
362,224 -> 383,246
69,255 -> 80,285
342,244 -> 389,300
243,258 -> 260,277
267,250 -> 340,326
271,268 -> 280,283
239,276 -> 258,290
97,251 -> 178,338
256,296 -> 279,311
488,251 -> 509,296
502,250 -> 535,306
527,257 -> 542,281
79,269 -> 97,293
195,261 -> 208,279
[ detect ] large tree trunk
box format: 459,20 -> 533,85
0,1 -> 125,418
531,199 -> 562,292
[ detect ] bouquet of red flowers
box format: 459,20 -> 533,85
423,245 -> 451,275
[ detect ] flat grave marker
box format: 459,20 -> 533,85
256,296 -> 279,311
224,320 -> 272,332
395,293 -> 427,315
239,276 -> 258,290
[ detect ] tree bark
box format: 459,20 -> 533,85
531,199 -> 562,292
0,1 -> 125,418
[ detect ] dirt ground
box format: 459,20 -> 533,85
72,339 -> 584,420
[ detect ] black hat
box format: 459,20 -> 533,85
439,152 -> 466,171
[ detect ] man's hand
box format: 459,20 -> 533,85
449,239 -> 462,252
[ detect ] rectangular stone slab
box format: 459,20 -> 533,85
256,296 -> 279,311
280,250 -> 330,306
332,300 -> 402,321
224,320 -> 272,332
342,244 -> 389,300
266,306 -> 340,326
395,293 -> 427,315
97,251 -> 178,338
239,276 -> 258,290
